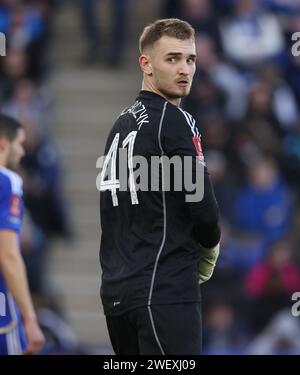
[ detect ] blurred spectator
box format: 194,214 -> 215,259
216,222 -> 265,277
202,300 -> 249,354
282,119 -> 300,197
188,34 -> 248,120
246,80 -> 286,137
109,0 -> 131,67
21,211 -> 66,317
1,78 -> 53,129
0,47 -> 28,100
244,239 -> 300,332
18,117 -> 71,318
232,81 -> 287,163
234,158 -> 293,244
0,0 -> 52,80
176,0 -> 222,51
184,49 -> 226,122
246,309 -> 300,355
20,117 -> 71,239
220,0 -> 285,69
78,0 -> 131,66
205,150 -> 236,223
21,210 -> 49,301
0,0 -> 45,43
245,239 -> 300,298
263,0 -> 300,15
200,114 -> 230,151
78,0 -> 101,63
258,63 -> 298,130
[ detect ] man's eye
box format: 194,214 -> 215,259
168,57 -> 176,62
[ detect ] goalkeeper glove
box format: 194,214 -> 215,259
198,243 -> 220,284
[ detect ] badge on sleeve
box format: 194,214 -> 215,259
192,136 -> 204,162
10,194 -> 21,217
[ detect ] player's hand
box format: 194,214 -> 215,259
23,317 -> 45,355
198,243 -> 220,284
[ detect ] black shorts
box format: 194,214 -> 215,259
105,302 -> 202,355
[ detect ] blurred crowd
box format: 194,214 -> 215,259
0,0 -> 74,353
0,0 -> 131,355
163,0 -> 300,354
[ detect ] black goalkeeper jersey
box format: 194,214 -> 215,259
99,90 -> 221,316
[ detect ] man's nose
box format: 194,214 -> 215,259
178,62 -> 189,75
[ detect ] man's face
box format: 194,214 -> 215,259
6,128 -> 25,170
147,36 -> 196,103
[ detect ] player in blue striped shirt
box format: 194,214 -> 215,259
0,114 -> 44,355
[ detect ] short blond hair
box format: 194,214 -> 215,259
139,18 -> 195,53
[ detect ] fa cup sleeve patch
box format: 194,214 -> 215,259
192,136 -> 204,162
10,195 -> 21,217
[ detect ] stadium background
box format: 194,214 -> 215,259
1,0 -> 300,354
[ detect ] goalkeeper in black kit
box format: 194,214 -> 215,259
99,18 -> 221,355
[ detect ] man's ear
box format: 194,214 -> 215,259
0,137 -> 9,152
139,54 -> 153,76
